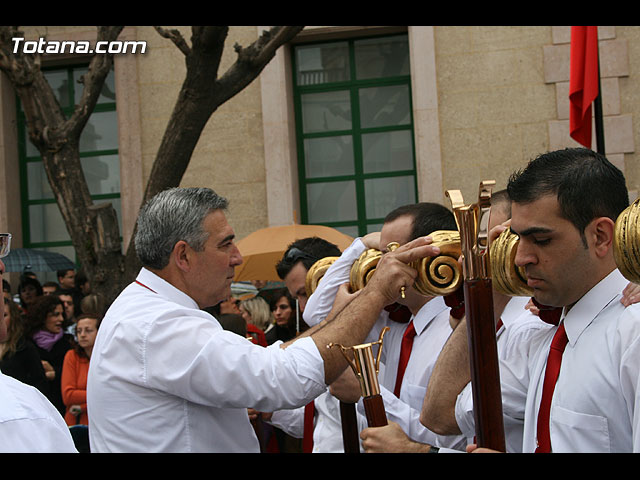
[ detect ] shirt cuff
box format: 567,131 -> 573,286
454,382 -> 476,439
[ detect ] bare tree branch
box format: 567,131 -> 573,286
216,26 -> 303,104
154,26 -> 191,56
66,26 -> 124,137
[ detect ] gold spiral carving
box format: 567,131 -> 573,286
413,230 -> 463,296
349,248 -> 382,292
305,228 -> 535,298
613,198 -> 640,284
305,231 -> 464,297
304,256 -> 340,297
489,227 -> 532,297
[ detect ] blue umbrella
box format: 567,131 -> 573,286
2,248 -> 76,273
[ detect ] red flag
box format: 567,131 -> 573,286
569,26 -> 599,148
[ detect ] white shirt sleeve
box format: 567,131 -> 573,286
269,406 -> 305,438
303,238 -> 367,327
0,373 -> 78,453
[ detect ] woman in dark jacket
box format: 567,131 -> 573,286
24,295 -> 73,416
0,297 -> 50,397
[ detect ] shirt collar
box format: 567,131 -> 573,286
412,296 -> 448,335
561,268 -> 628,346
499,296 -> 531,329
135,267 -> 200,310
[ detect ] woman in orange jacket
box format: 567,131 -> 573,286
61,314 -> 100,426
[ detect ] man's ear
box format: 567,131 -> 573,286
588,217 -> 615,258
173,240 -> 192,272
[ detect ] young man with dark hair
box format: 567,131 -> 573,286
275,237 -> 341,317
422,148 -> 640,453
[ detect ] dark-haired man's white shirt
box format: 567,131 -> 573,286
455,296 -> 551,452
87,268 -> 326,453
489,269 -> 640,452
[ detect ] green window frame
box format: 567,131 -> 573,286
16,64 -> 121,269
292,33 -> 417,238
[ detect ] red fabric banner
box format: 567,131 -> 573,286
569,26 -> 599,148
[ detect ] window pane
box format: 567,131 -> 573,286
29,198 -> 122,244
364,176 -> 416,218
29,203 -> 70,243
82,155 -> 120,195
24,134 -> 38,158
306,181 -> 357,223
295,42 -> 350,86
74,67 -> 116,104
26,154 -> 121,199
301,90 -> 352,134
359,85 -> 411,129
367,223 -> 384,234
47,245 -> 77,264
80,109 -> 119,152
355,35 -> 410,80
337,225 -> 359,238
26,162 -> 53,201
362,130 -> 413,173
304,136 -> 354,178
43,70 -> 70,108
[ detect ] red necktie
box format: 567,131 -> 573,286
302,401 -> 314,453
384,303 -> 412,323
535,322 -> 569,453
394,320 -> 416,397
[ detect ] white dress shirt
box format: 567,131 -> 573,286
374,296 -> 466,450
0,370 -> 77,453
455,296 -> 552,452
480,269 -> 640,452
87,268 -> 326,453
305,237 -> 465,450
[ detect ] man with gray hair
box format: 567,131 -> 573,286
87,187 -> 440,452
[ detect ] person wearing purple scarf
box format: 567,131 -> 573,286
24,295 -> 72,416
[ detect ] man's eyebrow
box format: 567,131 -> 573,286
510,226 -> 553,237
217,234 -> 235,246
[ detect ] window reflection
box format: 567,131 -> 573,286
304,136 -> 354,178
354,35 -> 410,80
359,85 -> 411,129
301,90 -> 352,134
362,131 -> 414,174
296,42 -> 350,85
365,176 -> 416,219
306,181 -> 357,224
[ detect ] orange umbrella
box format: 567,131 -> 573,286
233,224 -> 354,282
